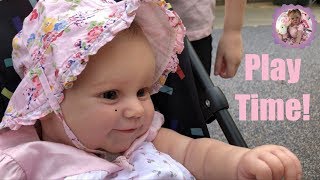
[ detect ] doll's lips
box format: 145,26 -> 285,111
114,128 -> 137,133
114,125 -> 142,133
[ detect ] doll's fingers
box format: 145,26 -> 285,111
278,147 -> 303,180
271,149 -> 299,180
258,153 -> 285,180
239,158 -> 273,180
254,160 -> 273,180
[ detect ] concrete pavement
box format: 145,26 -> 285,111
214,2 -> 320,29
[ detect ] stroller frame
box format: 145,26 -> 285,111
185,38 -> 247,147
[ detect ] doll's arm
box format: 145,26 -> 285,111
214,0 -> 247,78
153,128 -> 302,179
153,128 -> 248,179
296,30 -> 302,44
295,24 -> 304,44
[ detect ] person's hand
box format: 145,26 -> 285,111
214,30 -> 243,78
237,145 -> 302,180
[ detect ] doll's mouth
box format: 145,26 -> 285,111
115,129 -> 136,133
114,125 -> 142,133
114,128 -> 139,133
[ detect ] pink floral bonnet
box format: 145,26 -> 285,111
1,0 -> 185,152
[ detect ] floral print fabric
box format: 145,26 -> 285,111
66,142 -> 195,180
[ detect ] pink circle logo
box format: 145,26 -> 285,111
272,4 -> 317,48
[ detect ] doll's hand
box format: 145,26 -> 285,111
237,145 -> 302,180
214,30 -> 243,78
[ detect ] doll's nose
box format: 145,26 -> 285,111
123,98 -> 144,119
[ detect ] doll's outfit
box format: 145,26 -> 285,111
0,0 -> 194,178
288,23 -> 308,44
0,112 -> 194,179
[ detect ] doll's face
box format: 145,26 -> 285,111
289,12 -> 301,26
42,27 -> 156,153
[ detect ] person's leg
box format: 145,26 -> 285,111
190,35 -> 213,75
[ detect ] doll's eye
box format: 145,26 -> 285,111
137,88 -> 150,98
103,90 -> 118,100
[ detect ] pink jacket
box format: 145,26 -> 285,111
0,126 -> 122,179
168,0 -> 215,41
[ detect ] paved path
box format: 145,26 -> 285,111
214,2 -> 320,29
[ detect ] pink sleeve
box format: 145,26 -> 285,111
168,0 -> 215,41
0,152 -> 26,179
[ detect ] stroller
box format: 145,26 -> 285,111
0,0 -> 247,148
